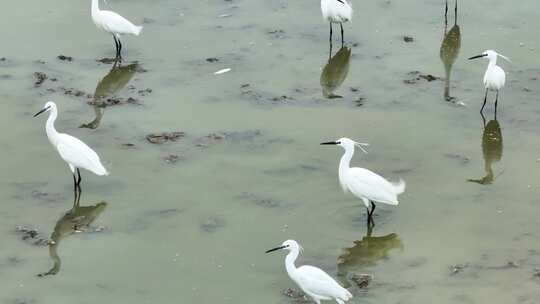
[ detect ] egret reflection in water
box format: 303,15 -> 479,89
38,191 -> 107,277
337,225 -> 403,286
80,62 -> 139,129
320,46 -> 351,99
468,113 -> 503,185
439,0 -> 461,102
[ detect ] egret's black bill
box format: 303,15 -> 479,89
33,108 -> 48,117
320,141 -> 339,145
468,54 -> 487,60
265,245 -> 287,253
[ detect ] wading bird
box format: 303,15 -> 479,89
321,0 -> 353,46
266,240 -> 353,304
91,0 -> 143,60
468,50 -> 510,114
321,138 -> 405,225
34,102 -> 109,192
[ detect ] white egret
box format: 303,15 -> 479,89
91,0 -> 143,60
321,138 -> 405,224
321,0 -> 353,46
34,102 -> 109,192
266,240 -> 353,304
468,50 -> 510,113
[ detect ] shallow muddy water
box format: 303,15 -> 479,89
1,0 -> 540,303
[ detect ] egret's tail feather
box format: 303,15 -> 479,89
336,287 -> 353,303
93,163 -> 109,176
392,178 -> 406,195
133,25 -> 143,36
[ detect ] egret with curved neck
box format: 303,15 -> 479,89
91,0 -> 143,60
34,101 -> 109,193
469,49 -> 510,114
266,240 -> 353,304
321,137 -> 405,225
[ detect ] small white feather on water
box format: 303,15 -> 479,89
214,68 -> 231,75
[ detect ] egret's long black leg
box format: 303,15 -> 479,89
444,0 -> 448,25
329,23 -> 333,46
76,169 -> 82,186
72,174 -> 78,196
340,23 -> 344,46
112,35 -> 119,58
480,89 -> 488,114
454,0 -> 458,25
118,38 -> 123,60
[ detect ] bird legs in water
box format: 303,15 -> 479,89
72,168 -> 82,206
480,89 -> 488,114
112,35 -> 123,61
480,89 -> 500,116
366,201 -> 376,226
329,23 -> 345,49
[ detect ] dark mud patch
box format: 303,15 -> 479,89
57,55 -> 73,62
282,288 -> 310,303
350,273 -> 373,289
146,132 -> 186,144
238,192 -> 283,208
15,226 -> 50,246
33,72 -> 48,87
403,71 -> 442,85
403,35 -> 414,43
89,96 -> 142,106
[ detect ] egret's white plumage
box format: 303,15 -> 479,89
321,0 -> 352,45
321,0 -> 353,23
266,240 -> 353,304
91,0 -> 142,59
34,102 -> 109,186
322,138 -> 405,223
469,50 -> 510,113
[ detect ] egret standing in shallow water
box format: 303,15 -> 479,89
34,102 -> 109,192
468,50 -> 510,114
321,138 -> 405,225
266,240 -> 353,304
321,0 -> 353,46
91,0 -> 143,60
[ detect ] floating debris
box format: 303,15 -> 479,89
33,72 -> 48,87
214,68 -> 231,75
146,132 -> 186,144
193,133 -> 225,148
206,57 -> 219,63
238,192 -> 282,208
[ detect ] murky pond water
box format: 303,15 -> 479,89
1,0 -> 540,303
